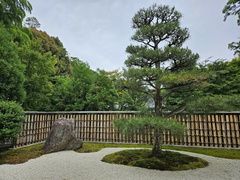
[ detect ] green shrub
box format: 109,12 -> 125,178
0,101 -> 25,143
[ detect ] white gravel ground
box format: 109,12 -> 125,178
0,148 -> 240,180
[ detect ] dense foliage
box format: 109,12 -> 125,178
0,101 -> 25,142
185,57 -> 240,111
0,1 -> 239,142
0,23 -> 26,103
0,1 -> 238,112
0,0 -> 32,27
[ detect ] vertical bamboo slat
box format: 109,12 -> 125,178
182,115 -> 188,146
109,114 -> 114,142
202,115 -> 208,146
215,115 -> 221,147
185,114 -> 191,146
83,114 -> 87,141
208,114 -> 213,146
229,114 -> 236,148
225,114 -> 232,147
235,114 -> 240,148
220,114 -> 227,147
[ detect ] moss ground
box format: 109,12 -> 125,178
0,143 -> 44,165
101,149 -> 209,171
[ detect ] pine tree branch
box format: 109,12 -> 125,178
165,104 -> 185,118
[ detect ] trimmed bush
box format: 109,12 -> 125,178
0,101 -> 25,143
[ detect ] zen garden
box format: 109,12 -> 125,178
0,1 -> 240,180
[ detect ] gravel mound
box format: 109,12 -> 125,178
0,148 -> 240,180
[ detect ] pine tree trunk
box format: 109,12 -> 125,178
150,128 -> 163,157
155,92 -> 163,116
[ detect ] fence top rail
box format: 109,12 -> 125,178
24,111 -> 240,115
179,111 -> 240,115
25,111 -> 240,115
24,111 -> 138,114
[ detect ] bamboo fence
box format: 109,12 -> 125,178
14,111 -> 240,148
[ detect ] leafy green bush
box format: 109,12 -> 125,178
0,101 -> 25,143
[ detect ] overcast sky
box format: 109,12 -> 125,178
27,0 -> 239,71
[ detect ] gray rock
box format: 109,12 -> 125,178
43,117 -> 83,153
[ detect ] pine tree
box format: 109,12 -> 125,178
116,4 -> 207,156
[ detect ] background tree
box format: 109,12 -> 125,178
0,24 -> 26,103
185,57 -> 240,111
66,58 -> 93,110
115,4 -> 208,156
223,0 -> 240,55
50,76 -> 73,111
30,29 -> 72,76
112,70 -> 149,111
19,40 -> 57,110
24,16 -> 41,29
50,58 -> 93,111
223,0 -> 240,25
202,59 -> 240,95
10,28 -> 33,46
86,69 -> 118,111
0,0 -> 32,26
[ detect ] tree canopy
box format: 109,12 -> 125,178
124,4 -> 207,117
185,57 -> 240,111
0,23 -> 26,103
24,16 -> 40,29
0,1 -> 238,113
0,0 -> 32,26
223,0 -> 240,55
223,0 -> 240,25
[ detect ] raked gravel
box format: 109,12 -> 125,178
0,148 -> 240,180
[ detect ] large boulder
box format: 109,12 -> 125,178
43,117 -> 83,153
